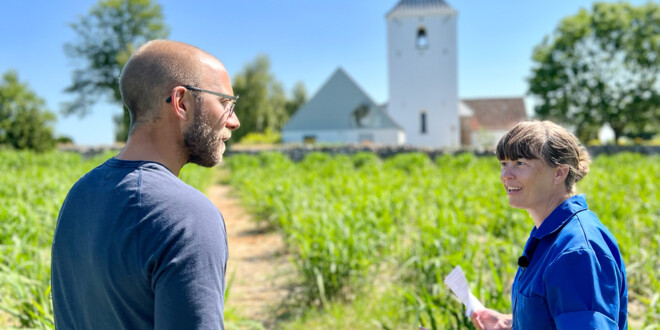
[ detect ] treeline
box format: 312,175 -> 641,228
3,0 -> 660,152
0,71 -> 58,152
1,0 -> 306,152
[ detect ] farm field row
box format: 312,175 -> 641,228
1,150 -> 657,328
0,150 -> 214,328
225,152 -> 660,329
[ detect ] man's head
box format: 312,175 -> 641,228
119,40 -> 239,166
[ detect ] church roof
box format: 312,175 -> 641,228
387,0 -> 456,18
283,68 -> 402,131
461,98 -> 528,130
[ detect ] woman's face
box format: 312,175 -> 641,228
500,158 -> 561,212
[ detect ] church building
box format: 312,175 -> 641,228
282,0 -> 526,148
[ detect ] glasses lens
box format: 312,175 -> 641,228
227,102 -> 235,117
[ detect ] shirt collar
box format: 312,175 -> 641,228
531,194 -> 588,239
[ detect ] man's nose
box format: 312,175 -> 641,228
225,113 -> 240,130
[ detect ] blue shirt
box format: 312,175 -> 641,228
52,159 -> 228,329
510,195 -> 627,329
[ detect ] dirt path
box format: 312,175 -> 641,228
206,184 -> 295,327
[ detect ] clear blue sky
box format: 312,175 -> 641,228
1,0 -> 649,145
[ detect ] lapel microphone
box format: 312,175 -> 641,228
518,237 -> 539,269
518,217 -> 572,270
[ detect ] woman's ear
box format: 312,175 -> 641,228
554,164 -> 570,185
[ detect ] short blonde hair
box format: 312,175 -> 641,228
496,121 -> 591,193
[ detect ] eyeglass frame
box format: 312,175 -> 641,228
166,85 -> 239,117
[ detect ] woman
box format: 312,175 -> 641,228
471,121 -> 628,330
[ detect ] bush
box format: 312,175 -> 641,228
237,128 -> 281,145
0,71 -> 56,152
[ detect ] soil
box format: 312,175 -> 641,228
206,184 -> 296,327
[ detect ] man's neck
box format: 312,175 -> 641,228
116,127 -> 187,176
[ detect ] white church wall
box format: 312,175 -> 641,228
387,10 -> 459,148
282,129 -> 404,145
471,129 -> 509,148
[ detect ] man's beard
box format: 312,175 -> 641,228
184,100 -> 225,167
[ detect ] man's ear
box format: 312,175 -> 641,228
554,164 -> 570,185
170,87 -> 192,120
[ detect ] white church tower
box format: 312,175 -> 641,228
386,0 -> 459,148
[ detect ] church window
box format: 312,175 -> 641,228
303,135 -> 316,144
416,27 -> 428,49
420,111 -> 427,134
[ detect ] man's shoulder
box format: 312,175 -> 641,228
141,167 -> 212,208
138,164 -> 220,224
65,158 -> 123,197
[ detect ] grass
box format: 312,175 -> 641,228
0,150 -> 215,328
225,151 -> 660,329
1,149 -> 658,328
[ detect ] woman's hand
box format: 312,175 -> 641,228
470,309 -> 512,330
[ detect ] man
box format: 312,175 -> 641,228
51,40 -> 240,329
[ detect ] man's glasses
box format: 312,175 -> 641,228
166,85 -> 239,117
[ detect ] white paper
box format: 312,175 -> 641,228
443,265 -> 485,317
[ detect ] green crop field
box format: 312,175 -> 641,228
0,150 -> 214,328
0,149 -> 658,329
225,151 -> 660,329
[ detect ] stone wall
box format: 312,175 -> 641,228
59,143 -> 660,161
225,144 -> 660,162
58,144 -> 123,158
586,145 -> 660,158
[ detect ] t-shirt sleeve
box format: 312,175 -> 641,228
151,208 -> 228,330
544,249 -> 622,330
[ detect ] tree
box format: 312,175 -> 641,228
528,2 -> 660,143
0,71 -> 56,152
63,0 -> 168,142
231,55 -> 307,143
286,81 -> 308,117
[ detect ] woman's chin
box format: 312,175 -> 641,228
507,198 -> 524,209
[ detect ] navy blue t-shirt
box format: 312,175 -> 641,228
52,158 -> 228,329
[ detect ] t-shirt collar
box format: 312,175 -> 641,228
531,194 -> 588,239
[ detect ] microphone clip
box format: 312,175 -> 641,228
518,255 -> 530,268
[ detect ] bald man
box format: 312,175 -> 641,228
51,40 -> 240,330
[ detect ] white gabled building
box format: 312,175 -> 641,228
281,68 -> 405,145
281,0 -> 525,148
